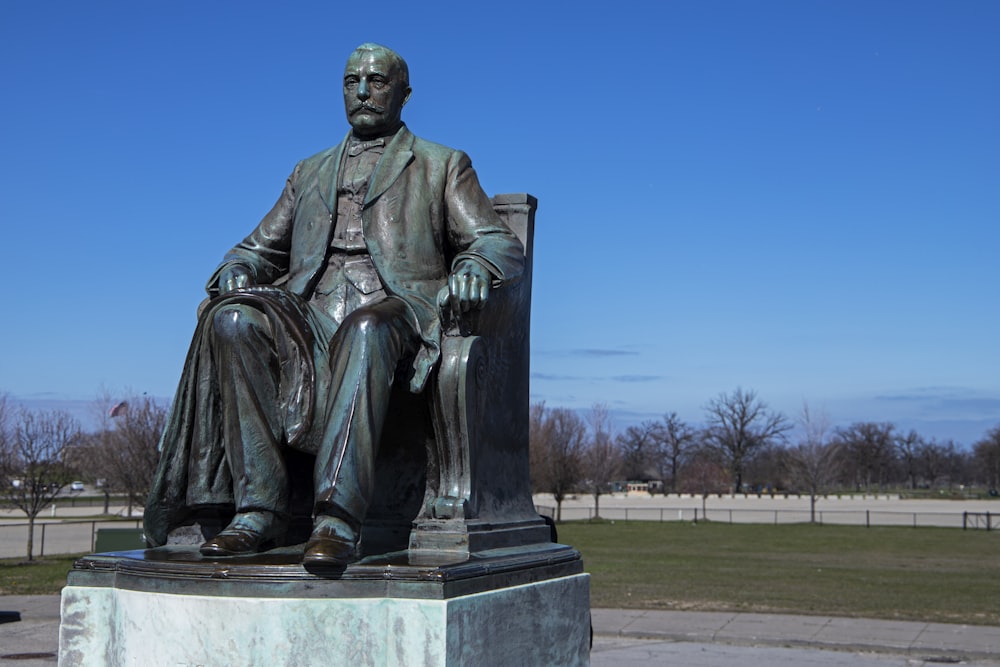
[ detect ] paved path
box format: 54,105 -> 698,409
592,637 -> 1000,666
592,609 -> 1000,665
0,596 -> 60,667
2,596 -> 998,666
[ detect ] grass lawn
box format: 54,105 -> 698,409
559,520 -> 1000,626
3,523 -> 998,627
0,554 -> 81,595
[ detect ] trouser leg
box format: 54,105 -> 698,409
312,298 -> 419,526
212,304 -> 288,517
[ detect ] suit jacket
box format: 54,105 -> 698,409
208,125 -> 524,392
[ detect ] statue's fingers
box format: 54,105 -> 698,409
448,274 -> 462,314
476,279 -> 490,309
453,275 -> 468,312
466,278 -> 481,309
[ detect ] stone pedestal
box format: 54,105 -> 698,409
59,544 -> 589,666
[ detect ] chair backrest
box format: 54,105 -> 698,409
491,193 -> 537,259
465,193 -> 537,521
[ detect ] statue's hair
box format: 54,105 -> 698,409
352,43 -> 409,87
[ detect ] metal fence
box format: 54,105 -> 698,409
535,505 -> 998,530
3,506 -> 993,560
963,512 -> 996,531
0,518 -> 142,559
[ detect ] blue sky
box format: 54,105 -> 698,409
1,1 -> 997,445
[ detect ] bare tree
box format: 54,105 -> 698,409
702,388 -> 790,493
680,451 -> 729,518
528,402 -> 548,494
615,420 -> 662,481
652,412 -> 696,493
918,439 -> 959,490
894,430 -> 924,490
745,442 -> 785,491
783,403 -> 840,522
580,403 -> 621,519
66,431 -> 112,512
0,399 -> 81,560
84,393 -> 167,516
834,422 -> 895,490
529,403 -> 585,522
973,426 -> 1000,491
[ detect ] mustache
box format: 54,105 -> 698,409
349,102 -> 385,115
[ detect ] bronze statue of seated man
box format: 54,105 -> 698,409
143,43 -> 523,567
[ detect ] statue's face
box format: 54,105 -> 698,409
343,49 -> 411,138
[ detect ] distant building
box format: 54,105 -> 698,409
615,479 -> 665,494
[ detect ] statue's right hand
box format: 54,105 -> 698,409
219,264 -> 253,294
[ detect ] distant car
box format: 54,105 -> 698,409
70,481 -> 85,492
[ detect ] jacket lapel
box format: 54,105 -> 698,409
318,132 -> 350,213
365,126 -> 414,207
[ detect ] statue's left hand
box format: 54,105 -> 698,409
448,259 -> 491,313
219,264 -> 253,295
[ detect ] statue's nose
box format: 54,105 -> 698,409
357,79 -> 370,100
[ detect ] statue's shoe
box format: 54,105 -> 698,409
302,516 -> 358,566
199,512 -> 280,557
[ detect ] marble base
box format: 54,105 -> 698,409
58,546 -> 590,666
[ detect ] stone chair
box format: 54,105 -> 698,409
358,193 -> 551,563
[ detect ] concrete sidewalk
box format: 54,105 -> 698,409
2,595 -> 999,665
592,608 -> 1000,665
0,596 -> 60,666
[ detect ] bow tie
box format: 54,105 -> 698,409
347,138 -> 386,156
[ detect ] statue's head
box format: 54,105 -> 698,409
343,43 -> 412,139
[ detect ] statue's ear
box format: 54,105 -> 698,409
401,86 -> 412,107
